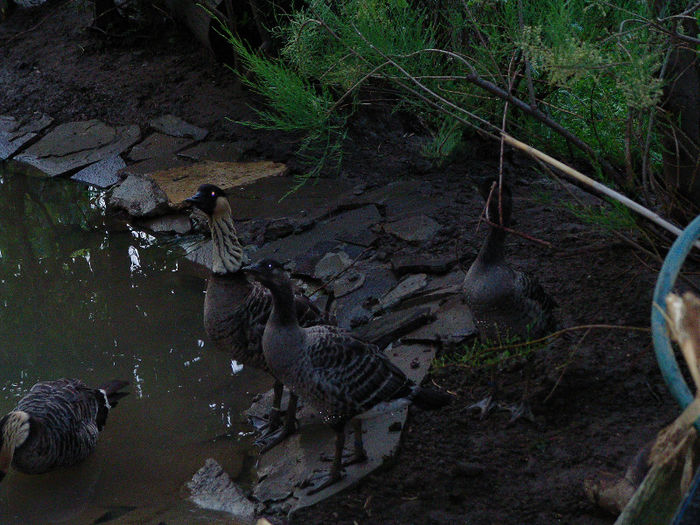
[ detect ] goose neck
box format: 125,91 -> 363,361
210,215 -> 247,274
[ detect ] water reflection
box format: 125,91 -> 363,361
0,166 -> 267,523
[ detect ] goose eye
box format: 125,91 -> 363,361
211,191 -> 216,197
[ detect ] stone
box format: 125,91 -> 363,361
149,114 -> 208,141
178,140 -> 255,162
378,273 -> 429,311
187,458 -> 255,523
15,120 -> 140,177
354,306 -> 434,350
70,155 -> 126,188
384,214 -> 441,243
264,218 -> 296,241
314,251 -> 352,281
127,132 -> 194,161
119,155 -> 191,177
148,160 -> 288,208
108,174 -> 169,217
140,214 -> 192,234
0,113 -> 53,160
332,270 -> 365,298
333,262 -> 396,330
403,296 -> 477,346
391,253 -> 456,276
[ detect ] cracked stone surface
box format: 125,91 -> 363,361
15,120 -> 140,176
70,155 -> 126,188
128,132 -> 195,161
0,113 -> 53,160
187,458 -> 256,523
384,214 -> 441,243
149,114 -> 208,141
177,140 -> 255,162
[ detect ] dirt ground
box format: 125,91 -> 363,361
1,4 -> 694,524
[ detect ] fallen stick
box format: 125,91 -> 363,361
502,134 -> 700,252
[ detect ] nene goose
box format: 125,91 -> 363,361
244,259 -> 451,494
0,378 -> 128,480
186,184 -> 326,450
462,179 -> 556,422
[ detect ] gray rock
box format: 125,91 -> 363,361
149,114 -> 208,141
378,273 -> 428,311
70,155 -> 126,188
332,269 -> 365,298
127,132 -> 194,161
354,306 -> 434,350
177,140 -> 254,162
314,251 -> 352,281
391,253 -> 456,276
333,262 -> 396,330
140,214 -> 192,234
15,120 -> 140,177
403,296 -> 477,346
384,214 -> 441,243
108,174 -> 169,217
187,458 -> 255,523
264,218 -> 296,241
0,113 -> 53,160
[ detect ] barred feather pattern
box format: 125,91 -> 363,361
9,379 -> 120,474
204,217 -> 328,372
264,324 -> 415,427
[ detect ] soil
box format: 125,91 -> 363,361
1,4 -> 696,525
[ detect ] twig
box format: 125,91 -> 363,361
306,245 -> 373,297
543,328 -> 591,403
503,134 -> 700,251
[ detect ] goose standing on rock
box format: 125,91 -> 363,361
186,184 -> 327,450
462,178 -> 556,422
244,259 -> 451,494
0,378 -> 128,480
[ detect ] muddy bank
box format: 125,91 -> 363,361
1,5 -> 696,525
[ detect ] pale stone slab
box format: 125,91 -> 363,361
187,458 -> 256,523
149,114 -> 208,141
70,155 -> 126,188
148,160 -> 288,208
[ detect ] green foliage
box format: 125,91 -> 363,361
433,331 -> 548,370
220,0 -> 682,200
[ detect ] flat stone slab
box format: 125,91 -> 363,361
178,140 -> 255,162
354,306 -> 434,349
378,273 -> 429,311
149,114 -> 208,141
249,343 -> 436,517
149,160 -> 288,208
384,214 -> 441,243
391,253 -> 457,276
187,458 -> 256,523
128,132 -> 195,161
70,155 -> 126,188
0,113 -> 53,160
15,120 -> 140,177
403,296 -> 478,346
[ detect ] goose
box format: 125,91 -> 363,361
243,259 -> 451,494
0,378 -> 128,480
186,184 -> 327,450
462,178 -> 556,422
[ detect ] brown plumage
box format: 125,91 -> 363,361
0,378 -> 128,480
244,259 -> 451,493
186,184 -> 328,448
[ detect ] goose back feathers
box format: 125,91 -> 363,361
0,378 -> 128,477
245,259 -> 450,425
187,184 -> 327,372
463,181 -> 556,342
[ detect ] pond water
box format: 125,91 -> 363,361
0,165 -> 269,524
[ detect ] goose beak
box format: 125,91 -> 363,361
185,191 -> 205,207
241,262 -> 262,278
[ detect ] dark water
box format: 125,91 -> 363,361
0,165 -> 267,524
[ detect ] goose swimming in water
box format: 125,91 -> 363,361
0,378 -> 128,480
186,184 -> 329,450
244,259 -> 451,493
462,178 -> 556,421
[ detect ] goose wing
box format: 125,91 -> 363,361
305,326 -> 413,417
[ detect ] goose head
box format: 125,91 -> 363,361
0,411 -> 31,481
242,259 -> 290,291
186,184 -> 231,220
